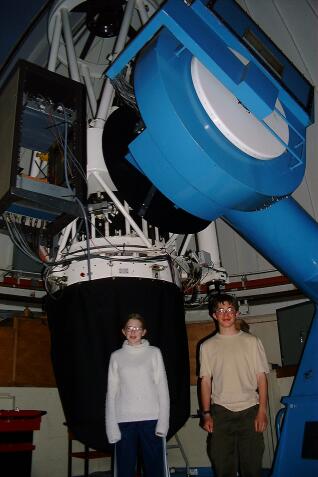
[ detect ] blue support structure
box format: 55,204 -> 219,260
272,308 -> 318,477
225,198 -> 318,304
106,1 -> 318,474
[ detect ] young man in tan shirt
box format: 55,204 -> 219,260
200,293 -> 269,477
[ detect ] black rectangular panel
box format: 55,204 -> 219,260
302,421 -> 318,460
276,301 -> 315,366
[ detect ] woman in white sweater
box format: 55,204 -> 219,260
105,313 -> 170,477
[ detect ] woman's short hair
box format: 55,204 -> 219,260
122,313 -> 146,329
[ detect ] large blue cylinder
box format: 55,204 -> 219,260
225,197 -> 318,303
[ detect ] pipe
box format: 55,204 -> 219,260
71,219 -> 77,242
95,0 -> 136,125
166,234 -> 179,249
136,0 -> 149,25
124,201 -> 131,235
48,13 -> 62,72
114,0 -> 136,55
180,234 -> 193,256
93,78 -> 114,127
61,8 -> 80,82
81,64 -> 97,116
142,217 -> 148,237
91,212 -> 96,239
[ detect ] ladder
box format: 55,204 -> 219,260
167,433 -> 190,477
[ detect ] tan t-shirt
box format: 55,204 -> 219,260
200,331 -> 269,412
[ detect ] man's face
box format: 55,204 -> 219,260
212,301 -> 239,329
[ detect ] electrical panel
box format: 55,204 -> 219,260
0,60 -> 87,235
277,301 -> 315,366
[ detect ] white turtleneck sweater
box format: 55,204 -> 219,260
105,339 -> 170,443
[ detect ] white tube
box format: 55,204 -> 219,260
73,18 -> 88,44
95,0 -> 136,124
81,64 -> 97,116
91,172 -> 152,248
197,222 -> 221,268
93,78 -> 115,128
113,0 -> 136,55
105,218 -> 110,237
71,219 -> 77,242
142,218 -> 148,237
165,233 -> 179,249
48,13 -> 62,72
48,7 -> 87,74
180,234 -> 193,256
91,212 -> 96,239
136,0 -> 149,25
61,8 -> 80,82
124,201 -> 131,235
147,0 -> 160,9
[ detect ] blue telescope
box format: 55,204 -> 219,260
106,1 -> 318,475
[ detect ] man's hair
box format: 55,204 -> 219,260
208,293 -> 239,315
122,313 -> 146,329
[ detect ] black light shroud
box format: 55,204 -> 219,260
46,277 -> 190,450
103,106 -> 210,234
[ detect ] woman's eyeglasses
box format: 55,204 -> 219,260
125,326 -> 144,332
